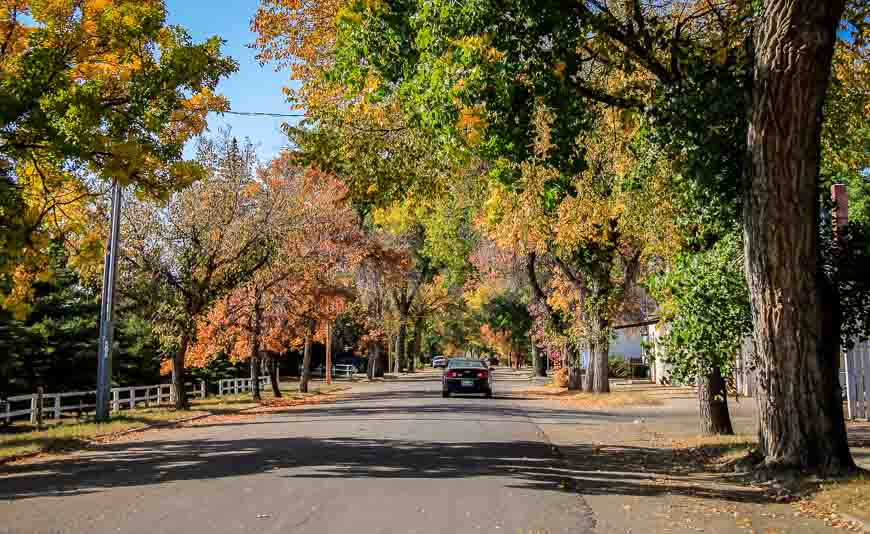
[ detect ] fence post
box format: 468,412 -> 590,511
54,395 -> 61,419
4,397 -> 10,424
200,381 -> 207,399
112,389 -> 120,412
35,387 -> 44,430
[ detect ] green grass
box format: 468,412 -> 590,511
0,407 -> 203,462
0,383 -> 345,463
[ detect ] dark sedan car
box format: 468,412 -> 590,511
442,358 -> 492,398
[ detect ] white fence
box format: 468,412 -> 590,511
218,376 -> 270,396
733,338 -> 870,420
3,382 -> 207,424
843,341 -> 870,420
298,364 -> 358,379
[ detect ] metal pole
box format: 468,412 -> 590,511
96,182 -> 122,421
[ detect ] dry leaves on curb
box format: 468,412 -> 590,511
793,499 -> 865,532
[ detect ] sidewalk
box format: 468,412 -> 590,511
524,385 -> 864,533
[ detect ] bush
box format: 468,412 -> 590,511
609,357 -> 629,378
552,367 -> 569,387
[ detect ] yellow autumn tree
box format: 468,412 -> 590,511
1,0 -> 237,316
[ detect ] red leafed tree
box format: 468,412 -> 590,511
270,157 -> 365,393
187,156 -> 363,398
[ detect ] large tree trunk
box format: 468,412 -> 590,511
567,346 -> 582,391
299,320 -> 315,393
250,353 -> 261,401
699,366 -> 734,435
533,344 -> 547,377
249,339 -> 261,402
745,0 -> 853,473
583,339 -> 611,394
409,318 -> 422,374
367,343 -> 378,380
171,331 -> 190,410
376,343 -> 387,377
250,305 -> 263,401
268,356 -> 281,397
396,314 -> 407,373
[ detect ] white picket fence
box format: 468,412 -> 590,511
3,382 -> 207,424
218,376 -> 270,396
734,338 -> 870,420
297,364 -> 358,379
843,341 -> 870,420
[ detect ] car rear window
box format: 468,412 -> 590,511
448,359 -> 485,369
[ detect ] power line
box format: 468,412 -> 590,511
223,111 -> 305,118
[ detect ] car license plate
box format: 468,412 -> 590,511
461,379 -> 474,387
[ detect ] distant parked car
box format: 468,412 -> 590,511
432,356 -> 448,368
442,358 -> 493,398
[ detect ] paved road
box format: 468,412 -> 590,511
0,369 -> 596,534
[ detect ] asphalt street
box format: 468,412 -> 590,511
0,369 -> 596,534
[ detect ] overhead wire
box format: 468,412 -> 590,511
223,111 -> 306,118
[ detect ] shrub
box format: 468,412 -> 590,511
552,367 -> 569,387
609,357 -> 629,378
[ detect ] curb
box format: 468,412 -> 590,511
91,386 -> 353,440
89,412 -> 213,441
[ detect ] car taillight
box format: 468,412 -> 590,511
478,371 -> 488,379
446,371 -> 457,378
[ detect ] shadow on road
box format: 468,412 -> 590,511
0,432 -> 767,506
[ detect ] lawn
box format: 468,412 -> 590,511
0,384 -> 346,463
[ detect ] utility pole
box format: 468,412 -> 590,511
96,183 -> 122,421
325,322 -> 332,386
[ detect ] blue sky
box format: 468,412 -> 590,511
166,0 -> 302,160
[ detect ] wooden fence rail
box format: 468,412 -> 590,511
3,382 -> 208,424
217,376 -> 269,396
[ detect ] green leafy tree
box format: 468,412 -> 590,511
1,0 -> 237,315
327,0 -> 865,473
647,232 -> 751,435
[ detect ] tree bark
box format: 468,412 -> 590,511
567,346 -> 582,391
171,331 -> 190,410
409,317 -> 422,374
699,366 -> 734,435
299,320 -> 315,393
367,343 -> 378,380
396,313 -> 407,373
376,343 -> 387,377
746,0 -> 853,473
268,356 -> 281,397
249,303 -> 263,401
250,354 -> 261,401
583,338 -> 611,393
581,345 -> 593,392
533,344 -> 547,377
